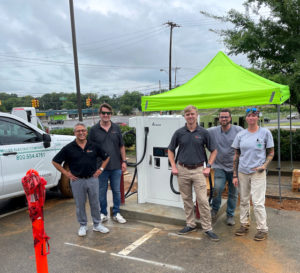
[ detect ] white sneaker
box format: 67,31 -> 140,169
78,226 -> 88,237
113,213 -> 127,224
100,213 -> 109,223
93,223 -> 109,233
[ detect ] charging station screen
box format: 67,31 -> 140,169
153,147 -> 168,157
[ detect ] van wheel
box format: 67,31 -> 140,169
58,163 -> 73,198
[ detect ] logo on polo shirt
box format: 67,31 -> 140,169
86,149 -> 93,153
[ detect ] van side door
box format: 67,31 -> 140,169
0,117 -> 57,199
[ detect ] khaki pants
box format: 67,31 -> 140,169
238,171 -> 268,232
177,165 -> 212,231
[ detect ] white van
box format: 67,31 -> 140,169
0,112 -> 74,200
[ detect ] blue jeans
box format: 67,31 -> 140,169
98,169 -> 122,216
212,168 -> 238,217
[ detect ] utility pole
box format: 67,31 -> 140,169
69,0 -> 83,121
164,21 -> 180,90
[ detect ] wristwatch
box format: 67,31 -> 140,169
100,167 -> 104,171
122,160 -> 127,164
206,163 -> 212,168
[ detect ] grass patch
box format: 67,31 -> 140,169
126,145 -> 136,156
264,122 -> 300,127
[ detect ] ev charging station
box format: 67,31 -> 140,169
129,115 -> 187,208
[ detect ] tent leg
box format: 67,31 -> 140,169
289,99 -> 293,169
277,105 -> 282,203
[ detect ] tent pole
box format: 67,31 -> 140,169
289,99 -> 293,169
277,105 -> 282,203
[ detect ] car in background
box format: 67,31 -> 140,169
116,122 -> 128,126
263,117 -> 270,123
48,119 -> 64,125
286,113 -> 300,119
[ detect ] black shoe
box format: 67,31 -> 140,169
205,230 -> 220,241
177,226 -> 197,235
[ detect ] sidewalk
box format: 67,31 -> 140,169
118,161 -> 300,228
266,161 -> 300,199
267,160 -> 300,176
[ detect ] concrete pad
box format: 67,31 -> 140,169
118,194 -> 227,227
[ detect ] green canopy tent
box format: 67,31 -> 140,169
141,51 -> 290,201
142,51 -> 289,111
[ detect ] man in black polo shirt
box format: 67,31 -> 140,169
89,103 -> 127,224
168,105 -> 219,241
52,123 -> 110,237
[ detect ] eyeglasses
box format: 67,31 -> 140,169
75,129 -> 87,133
101,111 -> 112,115
219,116 -> 230,119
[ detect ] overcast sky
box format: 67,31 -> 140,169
0,0 -> 249,97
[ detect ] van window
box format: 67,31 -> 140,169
0,117 -> 42,145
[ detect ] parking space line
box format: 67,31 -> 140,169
111,253 -> 184,271
0,208 -> 27,219
168,232 -> 202,240
118,227 -> 160,256
64,242 -> 106,253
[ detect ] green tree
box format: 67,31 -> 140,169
201,0 -> 300,111
120,105 -> 132,115
119,91 -> 143,113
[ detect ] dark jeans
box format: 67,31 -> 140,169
98,169 -> 122,216
212,168 -> 238,217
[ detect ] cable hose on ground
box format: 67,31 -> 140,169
123,128 -> 149,198
170,173 -> 180,195
125,167 -> 137,198
208,174 -> 213,206
170,152 -> 180,194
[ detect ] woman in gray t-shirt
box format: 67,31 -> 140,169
231,108 -> 274,241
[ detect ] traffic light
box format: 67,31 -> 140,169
35,99 -> 39,108
32,99 -> 36,107
86,97 -> 92,107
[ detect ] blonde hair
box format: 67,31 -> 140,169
184,105 -> 198,114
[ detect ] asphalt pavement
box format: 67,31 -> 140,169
1,171 -> 300,273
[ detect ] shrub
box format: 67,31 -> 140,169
50,128 -> 74,135
271,129 -> 300,161
120,125 -> 136,148
49,125 -> 136,148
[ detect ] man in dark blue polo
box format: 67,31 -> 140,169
52,123 -> 110,237
168,105 -> 219,241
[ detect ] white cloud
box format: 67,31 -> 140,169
0,0 -> 249,97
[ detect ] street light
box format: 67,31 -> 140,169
160,68 -> 180,89
160,69 -> 168,93
174,67 -> 181,88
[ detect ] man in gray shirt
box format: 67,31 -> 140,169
208,109 -> 243,226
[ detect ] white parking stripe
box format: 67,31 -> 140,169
168,232 -> 202,240
118,227 -> 160,256
64,242 -> 106,253
0,208 -> 27,219
111,253 -> 184,271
